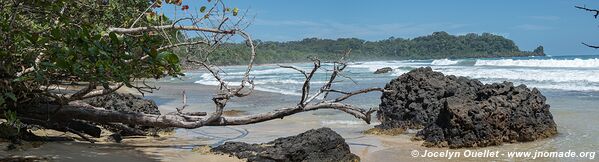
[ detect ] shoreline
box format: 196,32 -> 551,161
180,54 -> 561,71
2,77 -> 598,161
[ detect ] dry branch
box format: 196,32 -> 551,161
157,40 -> 209,51
15,100 -> 375,130
108,25 -> 234,34
582,42 -> 599,49
576,6 -> 599,48
576,6 -> 599,18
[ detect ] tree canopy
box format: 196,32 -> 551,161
199,31 -> 545,65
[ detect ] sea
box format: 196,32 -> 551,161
153,55 -> 599,161
189,55 -> 599,94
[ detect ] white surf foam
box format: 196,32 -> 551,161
252,79 -> 327,85
438,68 -> 599,83
435,67 -> 599,91
390,69 -> 411,76
431,59 -> 459,65
229,67 -> 323,75
193,73 -> 220,85
348,61 -> 426,72
194,73 -> 303,96
254,86 -> 301,96
474,58 -> 599,68
321,120 -> 380,126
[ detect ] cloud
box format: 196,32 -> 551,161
514,24 -> 553,31
528,16 -> 560,21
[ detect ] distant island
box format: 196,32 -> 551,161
187,31 -> 545,65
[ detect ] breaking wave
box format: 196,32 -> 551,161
474,58 -> 599,68
431,59 -> 459,65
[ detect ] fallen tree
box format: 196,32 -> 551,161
0,0 -> 385,141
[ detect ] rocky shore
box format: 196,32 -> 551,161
376,67 -> 558,148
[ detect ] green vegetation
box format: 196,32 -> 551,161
196,31 -> 544,65
0,0 -> 184,107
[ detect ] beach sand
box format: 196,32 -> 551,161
1,81 -> 598,162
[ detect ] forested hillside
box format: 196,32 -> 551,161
191,31 -> 544,65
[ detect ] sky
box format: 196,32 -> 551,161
170,0 -> 599,56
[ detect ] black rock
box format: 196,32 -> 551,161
533,45 -> 545,56
83,93 -> 172,136
374,67 -> 393,74
83,93 -> 160,115
212,127 -> 360,162
108,133 -> 123,143
377,67 -> 557,148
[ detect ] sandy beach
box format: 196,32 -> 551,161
2,77 -> 597,162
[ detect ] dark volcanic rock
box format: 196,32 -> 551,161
83,93 -> 170,136
83,93 -> 160,115
377,67 -> 557,148
377,67 -> 482,129
374,67 -> 393,74
212,127 -> 359,162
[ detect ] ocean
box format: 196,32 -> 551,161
154,55 -> 599,161
188,55 -> 599,94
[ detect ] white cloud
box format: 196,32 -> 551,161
514,24 -> 553,31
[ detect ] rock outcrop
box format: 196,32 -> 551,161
374,67 -> 393,74
84,93 -> 170,136
83,93 -> 160,115
376,67 -> 557,148
212,127 -> 359,162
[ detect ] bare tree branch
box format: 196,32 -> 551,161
69,83 -> 97,100
576,5 -> 599,18
278,65 -> 308,78
325,87 -> 388,102
157,40 -> 209,51
582,42 -> 599,49
14,99 -> 375,130
79,83 -> 124,99
576,6 -> 599,48
16,52 -> 45,77
108,25 -> 234,34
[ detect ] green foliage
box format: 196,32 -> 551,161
0,0 -> 185,107
233,7 -> 239,16
196,32 -> 543,65
3,110 -> 21,133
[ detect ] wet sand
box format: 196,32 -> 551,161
143,82 -> 599,162
2,81 -> 598,161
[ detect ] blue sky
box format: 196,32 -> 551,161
170,0 -> 599,56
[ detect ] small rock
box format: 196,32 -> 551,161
108,133 -> 122,143
374,67 -> 393,74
